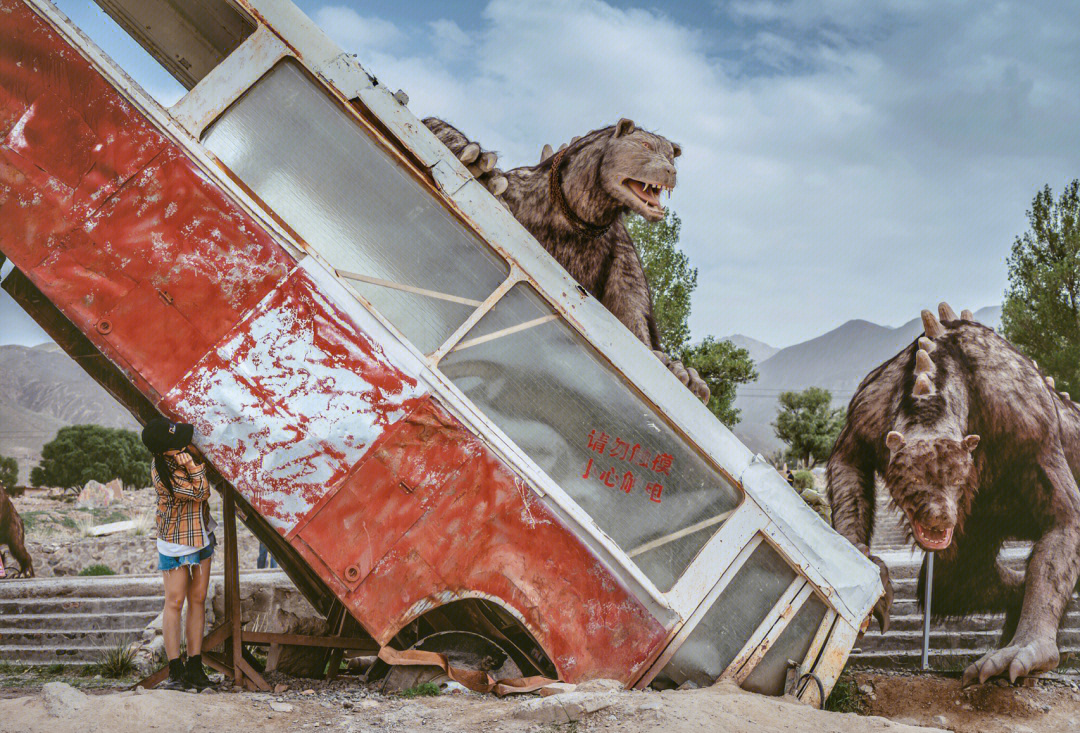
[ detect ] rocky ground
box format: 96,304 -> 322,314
10,488 -> 263,577
3,668 -> 1080,732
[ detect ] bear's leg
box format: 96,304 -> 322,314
963,448 -> 1080,685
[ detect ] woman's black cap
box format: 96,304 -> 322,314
141,417 -> 194,454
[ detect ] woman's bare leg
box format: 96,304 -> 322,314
162,567 -> 191,660
186,556 -> 212,656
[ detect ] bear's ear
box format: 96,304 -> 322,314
615,118 -> 636,137
962,434 -> 981,452
671,141 -> 682,158
885,431 -> 905,452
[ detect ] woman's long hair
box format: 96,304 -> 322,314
154,454 -> 175,495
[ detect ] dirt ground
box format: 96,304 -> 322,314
0,680 -> 933,733
4,671 -> 1080,733
858,671 -> 1080,733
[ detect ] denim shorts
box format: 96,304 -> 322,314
158,533 -> 216,571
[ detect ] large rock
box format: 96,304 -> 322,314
42,681 -> 87,718
76,479 -> 118,508
105,478 -> 124,502
210,572 -> 328,677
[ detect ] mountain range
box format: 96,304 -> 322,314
728,305 -> 1003,455
0,343 -> 139,484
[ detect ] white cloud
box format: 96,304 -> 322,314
315,0 -> 1080,347
313,6 -> 404,53
429,19 -> 473,61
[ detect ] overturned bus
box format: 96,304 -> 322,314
0,0 -> 882,702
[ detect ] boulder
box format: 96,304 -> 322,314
76,480 -> 116,508
210,572 -> 328,677
105,478 -> 124,502
42,681 -> 87,718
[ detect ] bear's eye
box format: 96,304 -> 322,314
641,140 -> 653,151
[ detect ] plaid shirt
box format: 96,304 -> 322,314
153,455 -> 211,547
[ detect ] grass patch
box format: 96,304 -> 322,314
824,672 -> 869,715
400,682 -> 441,698
96,641 -> 137,679
0,662 -> 29,675
18,511 -> 45,532
79,564 -> 116,576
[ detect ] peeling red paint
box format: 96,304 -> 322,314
0,0 -> 290,397
0,0 -> 674,687
294,400 -> 669,684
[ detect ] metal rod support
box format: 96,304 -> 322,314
921,551 -> 934,670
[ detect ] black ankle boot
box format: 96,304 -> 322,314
158,657 -> 189,690
185,654 -> 213,690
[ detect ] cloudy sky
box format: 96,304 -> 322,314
31,0 -> 1080,349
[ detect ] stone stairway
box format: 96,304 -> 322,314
850,545 -> 1080,670
0,575 -> 163,665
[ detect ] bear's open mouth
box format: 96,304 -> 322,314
911,519 -> 953,551
624,179 -> 669,214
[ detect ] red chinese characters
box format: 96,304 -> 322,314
581,430 -> 675,504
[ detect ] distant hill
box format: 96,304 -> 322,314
732,306 -> 1002,455
722,334 -> 779,364
0,343 -> 139,483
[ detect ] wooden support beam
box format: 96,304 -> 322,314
235,654 -> 271,691
222,481 -> 244,688
241,631 -> 379,650
265,643 -> 282,673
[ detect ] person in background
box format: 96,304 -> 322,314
257,541 -> 277,569
142,417 -> 215,691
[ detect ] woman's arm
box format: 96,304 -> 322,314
169,452 -> 211,502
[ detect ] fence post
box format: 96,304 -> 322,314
921,551 -> 934,670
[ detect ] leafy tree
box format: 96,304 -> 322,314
1002,179 -> 1080,396
30,425 -> 151,490
679,337 -> 758,426
773,387 -> 846,467
627,211 -> 697,354
0,455 -> 17,492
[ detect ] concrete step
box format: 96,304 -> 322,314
0,595 -> 162,616
886,610 -> 1080,633
0,628 -> 145,647
856,628 -> 1080,655
0,645 -> 114,664
0,575 -> 164,600
0,610 -> 157,631
851,646 -> 1080,671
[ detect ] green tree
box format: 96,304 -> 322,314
679,337 -> 758,426
627,211 -> 697,354
773,387 -> 846,467
1001,179 -> 1080,396
0,455 -> 17,491
30,425 -> 151,490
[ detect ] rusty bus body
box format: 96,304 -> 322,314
0,0 -> 882,701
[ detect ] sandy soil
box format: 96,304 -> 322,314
859,671 -> 1080,733
6,670 -> 1080,732
1,680 -> 941,733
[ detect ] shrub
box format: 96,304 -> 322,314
96,641 -> 137,678
79,564 -> 116,576
825,672 -> 869,714
792,470 -> 816,491
401,682 -> 441,698
0,455 -> 17,493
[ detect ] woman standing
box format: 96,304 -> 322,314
142,417 -> 215,690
